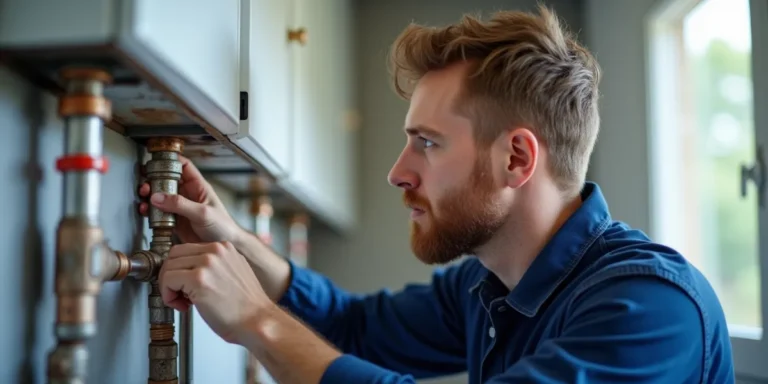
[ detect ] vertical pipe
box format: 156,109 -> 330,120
246,193 -> 272,384
47,67 -> 112,384
179,309 -> 193,384
289,214 -> 309,267
145,138 -> 184,384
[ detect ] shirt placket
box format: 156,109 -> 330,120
478,286 -> 505,383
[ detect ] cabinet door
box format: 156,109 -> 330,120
126,0 -> 241,135
234,0 -> 295,178
282,0 -> 357,232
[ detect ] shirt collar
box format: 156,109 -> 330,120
469,182 -> 612,317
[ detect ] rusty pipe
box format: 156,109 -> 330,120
143,137 -> 185,384
47,67 -> 113,384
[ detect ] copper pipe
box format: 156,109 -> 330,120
47,67 -> 113,384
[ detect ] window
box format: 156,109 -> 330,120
647,0 -> 768,378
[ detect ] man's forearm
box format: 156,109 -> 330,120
240,304 -> 341,384
232,228 -> 292,301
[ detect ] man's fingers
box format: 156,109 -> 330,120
150,192 -> 208,222
159,269 -> 196,310
166,296 -> 192,312
179,155 -> 205,185
137,202 -> 148,216
163,253 -> 215,271
138,183 -> 150,197
167,243 -> 214,259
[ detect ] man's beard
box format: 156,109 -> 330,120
403,154 -> 507,265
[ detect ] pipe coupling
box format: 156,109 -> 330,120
54,217 -> 108,339
128,250 -> 162,281
149,282 -> 175,325
146,138 -> 184,230
47,342 -> 88,384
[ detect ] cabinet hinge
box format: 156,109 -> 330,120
239,91 -> 248,120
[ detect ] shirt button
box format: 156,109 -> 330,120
488,327 -> 496,338
497,306 -> 507,313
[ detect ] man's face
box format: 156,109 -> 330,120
388,63 -> 509,264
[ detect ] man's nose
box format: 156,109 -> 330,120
388,153 -> 419,190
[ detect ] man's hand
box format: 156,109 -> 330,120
139,154 -> 292,303
137,155 -> 245,245
158,241 -> 272,344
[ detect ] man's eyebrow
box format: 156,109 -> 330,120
404,125 -> 443,139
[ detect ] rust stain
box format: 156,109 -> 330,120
131,108 -> 182,124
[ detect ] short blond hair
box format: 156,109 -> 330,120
388,5 -> 601,194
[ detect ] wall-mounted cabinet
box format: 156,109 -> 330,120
0,0 -> 359,234
0,0 -> 242,135
277,0 -> 358,233
237,0 -> 296,178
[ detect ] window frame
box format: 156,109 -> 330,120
645,0 -> 768,379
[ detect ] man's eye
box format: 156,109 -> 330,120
421,138 -> 435,148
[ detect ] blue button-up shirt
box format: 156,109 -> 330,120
278,182 -> 735,383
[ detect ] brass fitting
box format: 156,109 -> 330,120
146,138 -> 184,233
53,218 -> 103,332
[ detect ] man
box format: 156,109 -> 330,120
138,5 -> 734,384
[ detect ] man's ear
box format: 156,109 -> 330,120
499,127 -> 538,188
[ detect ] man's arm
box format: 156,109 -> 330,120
273,258 -> 471,378
484,274 -> 729,383
235,228 -> 472,378
240,304 -> 418,384
240,271 -> 721,384
232,230 -> 293,301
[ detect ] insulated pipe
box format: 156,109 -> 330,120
47,67 -> 113,384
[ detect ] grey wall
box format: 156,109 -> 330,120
307,1 -> 584,383
0,66 -> 264,384
583,0 -> 657,234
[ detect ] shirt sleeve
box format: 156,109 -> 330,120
277,259 -> 476,379
487,274 -> 709,383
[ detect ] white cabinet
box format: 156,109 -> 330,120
0,0 -> 360,233
235,0 -> 296,178
277,0 -> 358,233
0,0 -> 242,136
127,0 -> 241,134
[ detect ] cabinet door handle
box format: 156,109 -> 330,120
288,28 -> 308,45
